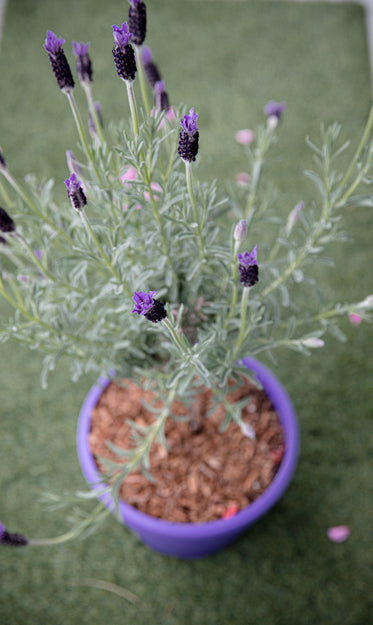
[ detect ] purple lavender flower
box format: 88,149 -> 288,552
128,0 -> 147,46
112,23 -> 137,82
0,206 -> 15,243
180,108 -> 199,134
132,291 -> 167,323
237,246 -> 259,287
141,46 -> 162,89
65,173 -> 87,211
113,23 -> 133,48
73,41 -> 92,85
44,30 -> 75,93
0,521 -> 28,547
178,108 -> 199,163
264,100 -> 286,123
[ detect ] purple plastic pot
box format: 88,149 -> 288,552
77,357 -> 300,559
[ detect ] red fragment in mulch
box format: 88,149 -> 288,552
270,443 -> 285,464
221,505 -> 240,520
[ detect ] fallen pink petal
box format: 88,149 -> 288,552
327,525 -> 351,543
235,129 -> 255,145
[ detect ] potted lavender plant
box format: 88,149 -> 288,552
1,1 -> 372,558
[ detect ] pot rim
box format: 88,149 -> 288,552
77,357 -> 300,538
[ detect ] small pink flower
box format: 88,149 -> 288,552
235,129 -> 255,145
144,182 -> 163,202
349,312 -> 363,326
327,525 -> 351,543
120,166 -> 138,186
235,172 -> 251,186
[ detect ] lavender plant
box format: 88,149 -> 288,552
1,2 -> 373,544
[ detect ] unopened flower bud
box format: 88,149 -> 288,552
302,337 -> 325,349
234,219 -> 248,243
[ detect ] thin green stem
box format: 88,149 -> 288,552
185,161 -> 199,225
67,92 -> 103,184
231,286 -> 250,360
338,103 -> 373,191
224,241 -> 240,328
126,80 -> 139,137
83,84 -> 106,146
134,45 -> 150,115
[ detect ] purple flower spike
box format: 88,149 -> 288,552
44,30 -> 65,55
180,108 -> 199,134
0,521 -> 28,547
128,0 -> 147,46
178,108 -> 199,163
65,173 -> 87,211
112,23 -> 133,48
237,246 -> 259,288
132,291 -> 167,323
44,30 -> 74,93
73,41 -> 92,85
112,23 -> 137,81
141,46 -> 162,90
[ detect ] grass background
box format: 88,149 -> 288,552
1,0 -> 373,624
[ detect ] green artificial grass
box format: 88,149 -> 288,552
1,1 -> 373,624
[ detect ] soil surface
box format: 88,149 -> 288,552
89,378 -> 285,523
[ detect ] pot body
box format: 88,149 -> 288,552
77,358 -> 300,559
